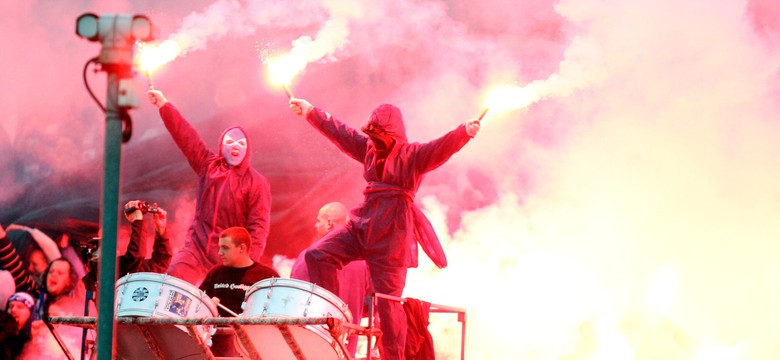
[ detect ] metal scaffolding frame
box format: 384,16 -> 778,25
47,293 -> 466,359
48,316 -> 380,360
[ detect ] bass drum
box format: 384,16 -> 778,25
114,272 -> 218,359
238,278 -> 352,360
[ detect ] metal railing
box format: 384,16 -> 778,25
366,293 -> 467,360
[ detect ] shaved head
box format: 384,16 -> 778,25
315,202 -> 348,238
319,202 -> 348,223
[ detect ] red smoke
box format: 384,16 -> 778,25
2,0 -> 780,359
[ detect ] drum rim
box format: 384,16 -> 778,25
243,278 -> 351,322
245,278 -> 346,308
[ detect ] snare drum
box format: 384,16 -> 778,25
238,278 -> 352,360
114,272 -> 218,359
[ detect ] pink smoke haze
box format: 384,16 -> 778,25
3,0 -> 780,359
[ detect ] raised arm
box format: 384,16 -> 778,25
411,121 -> 476,174
146,207 -> 172,273
149,89 -> 213,174
289,98 -> 368,162
6,224 -> 61,262
0,225 -> 39,296
118,200 -> 146,275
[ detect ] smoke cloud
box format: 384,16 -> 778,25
2,0 -> 780,358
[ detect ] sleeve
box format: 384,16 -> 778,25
60,246 -> 87,279
306,107 -> 369,162
144,231 -> 173,274
0,235 -> 38,295
27,229 -> 61,262
199,269 -> 214,294
411,124 -> 472,173
246,175 -> 272,261
159,103 -> 213,175
119,220 -> 145,276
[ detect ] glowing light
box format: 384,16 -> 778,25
267,54 -> 306,87
592,320 -> 635,360
645,266 -> 678,314
136,40 -> 182,74
483,84 -> 539,115
694,341 -> 744,360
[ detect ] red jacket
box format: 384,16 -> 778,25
159,104 -> 271,264
305,105 -> 471,268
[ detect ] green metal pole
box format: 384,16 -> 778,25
96,71 -> 121,360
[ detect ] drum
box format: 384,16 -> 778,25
114,272 -> 218,359
238,278 -> 352,360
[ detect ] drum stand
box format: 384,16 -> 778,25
43,320 -> 77,360
47,315 -> 381,360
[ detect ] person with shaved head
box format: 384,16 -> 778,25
291,202 -> 371,358
289,98 -> 481,359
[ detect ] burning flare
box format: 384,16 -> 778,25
136,40 -> 183,87
478,84 -> 541,121
266,54 -> 307,99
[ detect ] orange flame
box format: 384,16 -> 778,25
137,40 -> 182,75
267,54 -> 307,90
483,84 -> 539,116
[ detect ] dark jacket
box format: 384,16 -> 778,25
118,220 -> 172,276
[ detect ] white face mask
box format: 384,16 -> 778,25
221,128 -> 247,167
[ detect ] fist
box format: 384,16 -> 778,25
148,90 -> 168,108
465,119 -> 481,137
289,98 -> 313,116
153,206 -> 167,234
124,200 -> 143,222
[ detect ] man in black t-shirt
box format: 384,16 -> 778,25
200,227 -> 279,317
199,227 -> 278,357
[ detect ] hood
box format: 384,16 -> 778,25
367,104 -> 407,143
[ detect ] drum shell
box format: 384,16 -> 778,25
114,272 -> 218,359
239,278 -> 352,359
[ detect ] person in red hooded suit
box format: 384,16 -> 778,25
148,89 -> 271,286
289,98 -> 480,360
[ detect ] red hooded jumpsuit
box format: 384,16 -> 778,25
303,104 -> 473,359
158,103 -> 271,286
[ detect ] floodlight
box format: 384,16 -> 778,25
131,15 -> 153,42
76,13 -> 99,41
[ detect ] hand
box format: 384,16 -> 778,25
59,233 -> 70,249
289,98 -> 312,116
31,320 -> 45,336
465,119 -> 481,137
153,205 -> 167,235
124,200 -> 143,222
147,90 -> 168,108
211,296 -> 221,305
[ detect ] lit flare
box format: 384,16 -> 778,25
137,40 -> 182,88
267,54 -> 306,99
477,108 -> 489,122
481,84 -> 539,120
